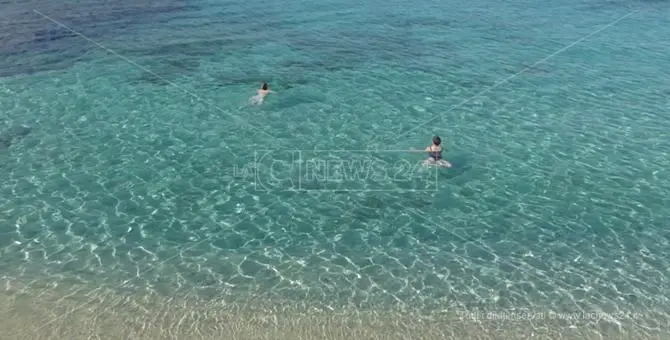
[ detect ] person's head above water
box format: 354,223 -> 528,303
432,136 -> 441,146
261,82 -> 268,90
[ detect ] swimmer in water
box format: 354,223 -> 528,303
258,82 -> 272,97
249,82 -> 273,105
421,135 -> 452,168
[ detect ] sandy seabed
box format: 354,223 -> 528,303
0,278 -> 666,340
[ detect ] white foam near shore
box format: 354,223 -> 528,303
0,277 -> 665,340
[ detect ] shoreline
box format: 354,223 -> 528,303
0,277 -> 665,340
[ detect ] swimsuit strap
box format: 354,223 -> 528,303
429,146 -> 441,159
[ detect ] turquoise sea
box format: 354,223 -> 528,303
1,0 -> 670,337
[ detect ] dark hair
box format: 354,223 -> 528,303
432,136 -> 441,145
262,83 -> 268,90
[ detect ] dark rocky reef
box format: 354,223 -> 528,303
0,124 -> 32,149
0,0 -> 200,77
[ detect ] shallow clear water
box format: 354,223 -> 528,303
1,0 -> 669,320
